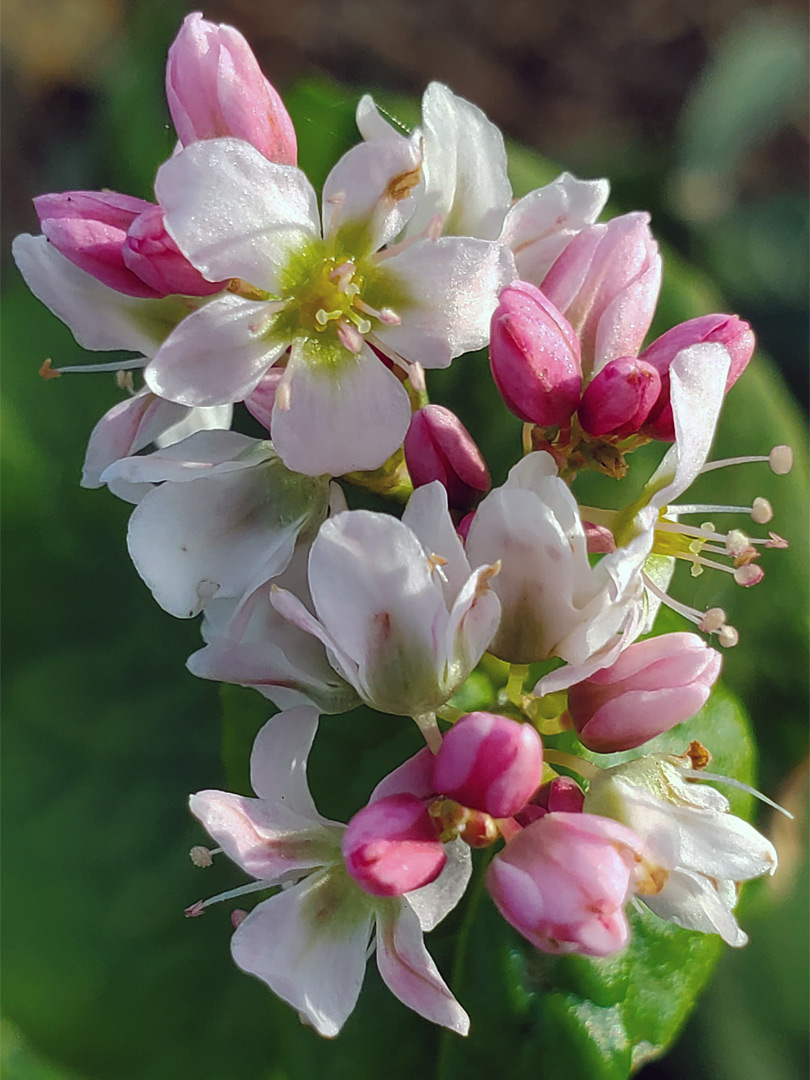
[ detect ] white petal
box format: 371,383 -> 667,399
102,429 -> 263,485
406,838 -> 472,931
376,900 -> 469,1035
155,403 -> 233,448
377,237 -> 516,368
270,341 -> 411,476
670,806 -> 778,882
410,82 -> 511,241
81,390 -> 189,489
249,708 -> 333,822
145,294 -> 287,407
644,869 -> 748,947
322,137 -> 422,254
231,869 -> 374,1038
156,138 -> 320,291
501,173 -> 610,282
356,94 -> 403,141
401,482 -> 471,605
12,234 -> 173,356
444,563 -> 502,683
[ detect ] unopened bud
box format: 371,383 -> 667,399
516,775 -> 585,824
578,356 -> 661,438
404,405 -> 490,512
343,793 -> 446,897
123,205 -> 223,297
567,633 -> 722,753
433,711 -> 543,819
640,315 -> 755,440
489,281 -> 582,427
244,366 -> 288,434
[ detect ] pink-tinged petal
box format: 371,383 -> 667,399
248,707 -> 336,824
101,429 -> 263,485
412,82 -> 511,241
270,341 -> 411,476
376,900 -> 470,1035
355,93 -> 402,141
645,343 -> 731,512
405,838 -> 472,931
123,205 -> 224,297
12,234 -> 175,355
444,563 -> 502,680
376,237 -> 517,368
81,389 -> 188,488
155,138 -> 319,291
269,585 -> 361,689
124,445 -> 304,618
501,173 -> 610,283
322,137 -> 422,255
231,869 -> 374,1038
145,294 -> 287,406
401,481 -> 471,605
591,257 -> 662,375
166,13 -> 297,164
370,748 -> 437,804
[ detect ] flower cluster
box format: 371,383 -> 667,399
16,12 -> 793,1041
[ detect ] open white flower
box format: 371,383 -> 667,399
270,483 -> 501,744
584,751 -> 778,946
188,706 -> 471,1037
151,134 -> 515,475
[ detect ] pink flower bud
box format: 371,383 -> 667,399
342,793 -> 445,897
34,190 -> 159,298
640,315 -> 756,441
578,356 -> 661,438
541,212 -> 662,377
433,712 -> 543,819
486,811 -> 643,956
122,206 -> 223,297
489,281 -> 582,427
244,366 -> 288,433
404,405 -> 490,512
166,12 -> 297,165
567,632 -> 723,753
515,775 -> 585,825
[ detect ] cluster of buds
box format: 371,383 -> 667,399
14,10 -> 792,1044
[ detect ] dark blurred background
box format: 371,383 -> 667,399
2,2 -> 807,1078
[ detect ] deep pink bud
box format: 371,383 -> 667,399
567,632 -> 723,753
342,793 -> 445,897
489,281 -> 582,427
541,212 -> 662,377
34,190 -> 159,298
486,811 -> 643,956
640,315 -> 756,441
244,367 -> 287,433
578,356 -> 661,438
404,405 -> 490,512
433,712 -> 543,819
515,775 -> 585,825
167,12 -> 297,164
122,206 -> 223,297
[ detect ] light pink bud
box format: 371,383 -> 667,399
640,315 -> 755,441
578,356 -> 661,438
486,811 -> 643,956
489,281 -> 582,427
542,212 -> 662,377
167,12 -> 297,164
342,793 -> 445,897
567,632 -> 722,753
433,712 -> 543,819
404,405 -> 490,512
34,190 -> 160,298
244,366 -> 287,433
122,206 -> 223,297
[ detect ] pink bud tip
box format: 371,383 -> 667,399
244,366 -> 288,434
122,206 -> 223,297
567,632 -> 722,752
641,314 -> 755,441
230,908 -> 248,929
578,356 -> 661,438
489,281 -> 582,427
404,405 -> 490,512
433,712 -> 543,819
486,812 -> 643,957
343,793 -> 446,897
166,13 -> 297,164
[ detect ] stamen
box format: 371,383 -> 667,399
227,278 -> 270,302
329,261 -> 356,292
274,365 -> 294,411
50,358 -> 147,374
354,298 -> 402,326
717,625 -> 739,648
184,877 -> 276,917
765,532 -> 789,549
189,845 -> 222,868
336,320 -> 364,354
642,576 -> 739,647
315,307 -> 343,326
751,498 -> 773,524
698,445 -> 793,476
682,769 -> 794,820
373,214 -> 443,263
39,358 -> 60,380
426,552 -> 449,582
344,309 -> 372,335
668,503 -> 766,518
115,369 -> 135,393
247,301 -> 286,335
733,564 -> 764,587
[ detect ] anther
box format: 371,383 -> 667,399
717,625 -> 739,648
39,359 -> 61,380
230,909 -> 248,929
751,497 -> 773,524
337,320 -> 364,354
765,532 -> 788,549
189,845 -> 214,868
699,607 -> 727,633
733,565 -> 764,587
315,307 -> 343,327
769,445 -> 793,474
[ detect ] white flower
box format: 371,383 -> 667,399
150,134 -> 515,475
188,706 -> 471,1037
584,751 -> 778,946
270,483 -> 501,742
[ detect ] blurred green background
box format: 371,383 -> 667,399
2,1 -> 807,1078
